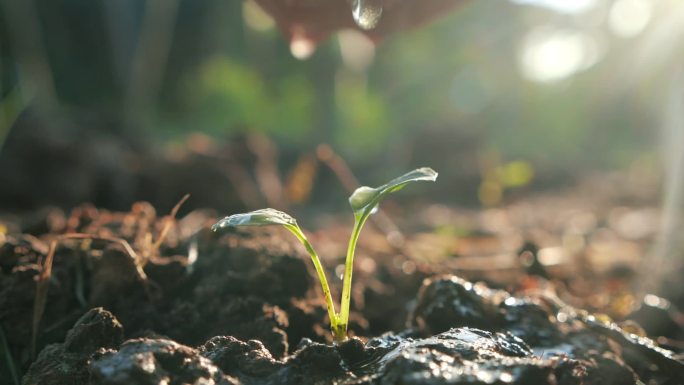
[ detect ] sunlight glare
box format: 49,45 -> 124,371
510,0 -> 597,14
519,27 -> 600,83
338,30 -> 376,72
608,0 -> 652,38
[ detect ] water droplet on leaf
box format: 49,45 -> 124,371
335,264 -> 346,280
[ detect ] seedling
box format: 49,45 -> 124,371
212,167 -> 438,342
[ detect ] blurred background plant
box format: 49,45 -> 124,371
0,0 -> 679,212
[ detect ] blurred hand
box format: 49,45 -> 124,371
253,0 -> 464,49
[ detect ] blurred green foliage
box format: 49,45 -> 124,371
182,57 -> 315,141
0,0 -> 668,182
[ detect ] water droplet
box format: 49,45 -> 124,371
290,36 -> 315,60
335,264 -> 346,280
556,311 -> 568,323
352,0 -> 383,30
401,260 -> 416,275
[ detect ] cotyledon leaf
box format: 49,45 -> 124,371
211,207 -> 340,337
212,208 -> 297,231
348,167 -> 438,217
338,167 -> 438,336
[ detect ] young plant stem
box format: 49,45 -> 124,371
338,211 -> 370,342
283,224 -> 339,335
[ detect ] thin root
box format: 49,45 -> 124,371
152,194 -> 190,252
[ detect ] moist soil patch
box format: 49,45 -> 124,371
1,203 -> 683,384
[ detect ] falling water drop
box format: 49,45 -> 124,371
352,0 -> 383,30
290,36 -> 315,60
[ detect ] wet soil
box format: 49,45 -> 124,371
2,203 -> 684,384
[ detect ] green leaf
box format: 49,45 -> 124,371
211,208 -> 341,338
212,208 -> 297,231
348,167 -> 438,216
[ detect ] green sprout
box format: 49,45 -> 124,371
212,167 -> 438,342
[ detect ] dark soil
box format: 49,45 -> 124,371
1,202 -> 684,384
